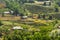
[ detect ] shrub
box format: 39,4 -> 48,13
0,21 -> 3,26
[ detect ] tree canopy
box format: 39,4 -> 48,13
4,0 -> 26,16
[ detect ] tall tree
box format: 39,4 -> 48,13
4,0 -> 25,16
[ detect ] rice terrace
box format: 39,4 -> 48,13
0,0 -> 60,40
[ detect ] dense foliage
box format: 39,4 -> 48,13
0,20 -> 58,40
0,0 -> 60,40
25,5 -> 54,13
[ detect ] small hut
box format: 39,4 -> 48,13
12,26 -> 23,30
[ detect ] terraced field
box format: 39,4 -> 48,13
0,16 -> 21,21
0,20 -> 57,40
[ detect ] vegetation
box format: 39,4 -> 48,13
0,20 -> 58,40
0,0 -> 60,40
25,5 -> 54,13
0,21 -> 53,40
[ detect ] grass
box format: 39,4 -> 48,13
0,16 -> 20,21
0,20 -> 58,40
0,20 -> 54,30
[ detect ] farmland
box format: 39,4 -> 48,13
0,20 -> 57,40
0,19 -> 59,40
0,0 -> 60,40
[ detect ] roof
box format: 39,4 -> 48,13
4,11 -> 10,14
12,26 -> 23,30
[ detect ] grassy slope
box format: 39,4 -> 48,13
25,4 -> 54,14
0,20 -> 56,40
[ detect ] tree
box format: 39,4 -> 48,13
0,21 -> 3,26
54,4 -> 59,12
4,0 -> 25,16
54,0 -> 60,6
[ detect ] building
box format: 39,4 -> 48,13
12,26 -> 23,30
34,0 -> 52,6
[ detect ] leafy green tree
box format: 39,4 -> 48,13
54,4 -> 59,12
0,21 -> 3,26
0,8 -> 9,17
4,0 -> 26,16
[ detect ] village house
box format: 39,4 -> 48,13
25,0 -> 52,6
34,0 -> 52,6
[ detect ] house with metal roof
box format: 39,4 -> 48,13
34,0 -> 52,6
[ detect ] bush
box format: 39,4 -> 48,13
0,21 -> 3,26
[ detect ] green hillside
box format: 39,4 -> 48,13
25,5 -> 54,13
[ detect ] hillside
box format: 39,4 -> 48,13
0,0 -> 60,40
25,4 -> 54,13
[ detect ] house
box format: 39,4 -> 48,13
12,26 -> 23,30
4,11 -> 14,14
34,0 -> 52,6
